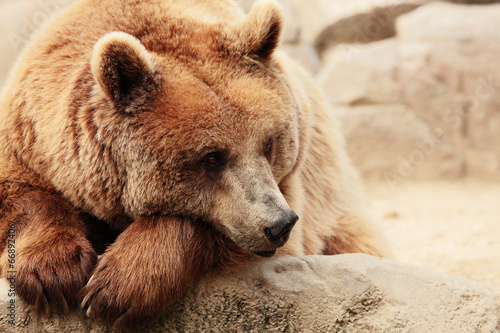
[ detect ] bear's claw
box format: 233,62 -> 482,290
80,272 -> 152,332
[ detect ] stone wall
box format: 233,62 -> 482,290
320,2 -> 500,182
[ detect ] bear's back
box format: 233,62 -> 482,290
2,0 -> 245,97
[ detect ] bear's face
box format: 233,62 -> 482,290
90,3 -> 300,255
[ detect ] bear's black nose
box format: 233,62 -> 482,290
264,211 -> 299,246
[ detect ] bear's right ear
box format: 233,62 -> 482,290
91,32 -> 157,112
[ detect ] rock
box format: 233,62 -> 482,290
282,0 -> 500,55
272,0 -> 431,51
314,1 -> 427,55
317,38 -> 463,182
318,2 -> 500,181
449,0 -> 500,3
317,39 -> 400,105
237,0 -> 426,73
336,104 -> 463,183
396,2 -> 500,179
1,254 -> 499,332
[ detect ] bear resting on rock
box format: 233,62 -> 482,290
0,0 -> 385,331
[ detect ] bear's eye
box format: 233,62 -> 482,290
264,137 -> 273,158
203,152 -> 225,168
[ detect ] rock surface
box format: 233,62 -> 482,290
316,2 -> 500,181
1,254 -> 498,332
317,38 -> 465,181
336,103 -> 463,182
369,180 -> 500,302
397,2 -> 500,180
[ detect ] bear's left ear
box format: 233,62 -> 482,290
236,0 -> 283,60
91,32 -> 158,112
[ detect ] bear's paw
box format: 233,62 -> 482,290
15,237 -> 97,316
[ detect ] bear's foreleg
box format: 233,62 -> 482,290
0,186 -> 98,315
80,216 -> 255,332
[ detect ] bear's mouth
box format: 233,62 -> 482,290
253,249 -> 277,258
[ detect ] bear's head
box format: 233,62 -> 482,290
89,0 -> 301,257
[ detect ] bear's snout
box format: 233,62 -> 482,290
263,210 -> 299,247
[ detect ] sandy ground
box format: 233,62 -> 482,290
367,180 -> 500,297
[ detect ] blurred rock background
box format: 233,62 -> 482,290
0,0 -> 499,307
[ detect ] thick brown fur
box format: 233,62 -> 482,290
0,0 -> 386,331
0,179 -> 97,316
80,216 -> 254,331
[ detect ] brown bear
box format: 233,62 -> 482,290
0,0 -> 385,331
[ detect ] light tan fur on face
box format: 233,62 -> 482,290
0,0 -> 386,331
